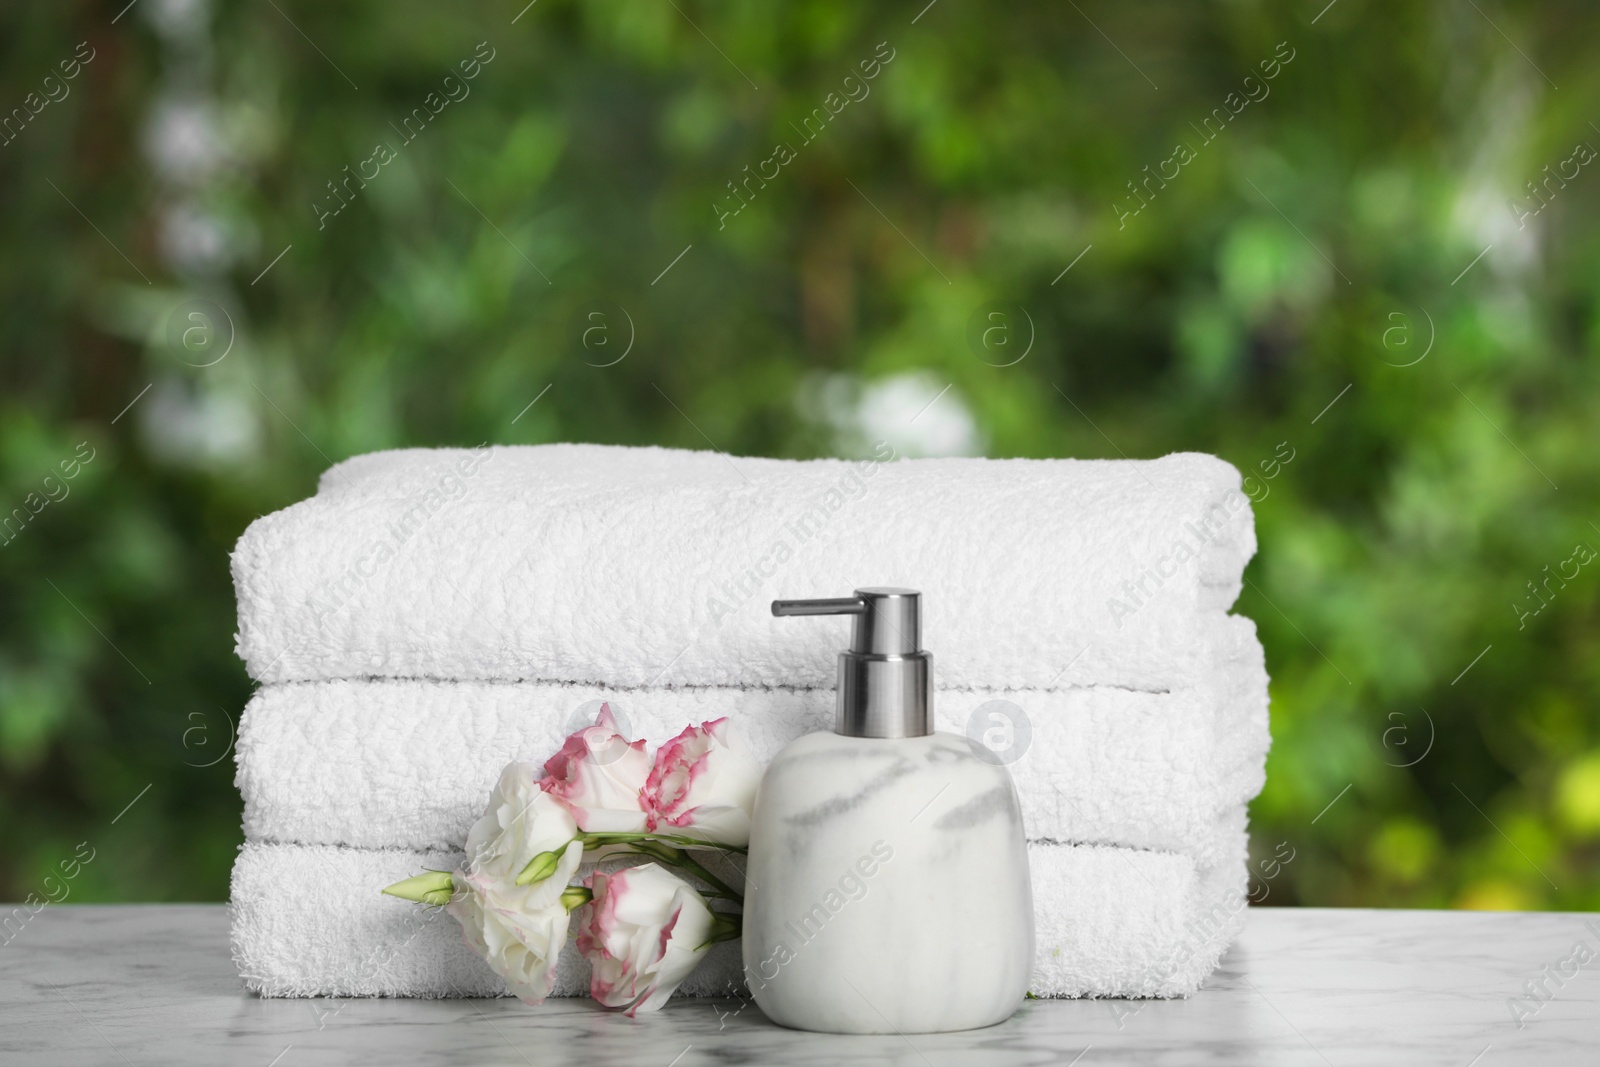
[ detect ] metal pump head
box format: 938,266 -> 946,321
771,587 -> 932,739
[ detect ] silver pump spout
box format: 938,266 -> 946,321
771,587 -> 933,739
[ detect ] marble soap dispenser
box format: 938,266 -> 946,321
742,588 -> 1034,1034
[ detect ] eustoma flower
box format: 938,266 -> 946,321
541,703 -> 651,833
383,708 -> 762,1014
576,862 -> 735,1015
643,718 -> 762,846
433,761 -> 584,1004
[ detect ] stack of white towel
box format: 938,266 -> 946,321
229,443 -> 1269,1000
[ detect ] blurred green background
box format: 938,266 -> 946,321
2,0 -> 1597,912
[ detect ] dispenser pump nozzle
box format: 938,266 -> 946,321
772,587 -> 932,739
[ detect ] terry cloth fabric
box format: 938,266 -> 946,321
235,622 -> 1267,866
229,831 -> 1248,1001
230,445 -> 1256,693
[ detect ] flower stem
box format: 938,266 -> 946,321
669,851 -> 745,905
591,837 -> 745,904
578,831 -> 747,855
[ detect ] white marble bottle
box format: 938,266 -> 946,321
744,589 -> 1034,1034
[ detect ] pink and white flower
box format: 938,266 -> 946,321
576,863 -> 717,1014
643,718 -> 762,846
448,762 -> 584,1004
388,713 -> 762,1011
541,703 -> 651,833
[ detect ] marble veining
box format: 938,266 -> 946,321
779,754 -> 919,829
3,905 -> 1599,1066
934,783 -> 1017,830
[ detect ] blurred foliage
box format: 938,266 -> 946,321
1,0 -> 1597,911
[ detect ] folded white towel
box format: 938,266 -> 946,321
1030,829 -> 1248,998
237,626 -> 1267,866
231,445 -> 1255,692
230,831 -> 1247,1000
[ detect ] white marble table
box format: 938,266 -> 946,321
1,905 -> 1595,1065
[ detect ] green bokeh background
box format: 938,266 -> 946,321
2,1 -> 1597,911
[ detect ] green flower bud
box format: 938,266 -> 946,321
560,885 -> 594,912
515,848 -> 565,886
382,869 -> 455,906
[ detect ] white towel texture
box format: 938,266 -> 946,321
227,444 -> 1269,1003
236,622 -> 1267,865
231,445 -> 1256,692
230,836 -> 1247,1000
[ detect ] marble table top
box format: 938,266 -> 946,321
2,905 -> 1596,1065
